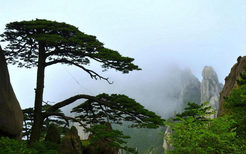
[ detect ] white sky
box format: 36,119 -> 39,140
1,0 -> 246,111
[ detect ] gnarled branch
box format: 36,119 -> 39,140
43,112 -> 87,128
43,94 -> 106,117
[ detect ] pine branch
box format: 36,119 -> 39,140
43,94 -> 107,117
45,59 -> 112,83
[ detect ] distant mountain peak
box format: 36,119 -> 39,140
201,66 -> 223,118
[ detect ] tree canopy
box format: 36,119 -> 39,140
175,102 -> 213,122
0,19 -> 140,79
71,93 -> 163,129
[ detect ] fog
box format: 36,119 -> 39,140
8,62 -> 204,118
2,0 -> 246,117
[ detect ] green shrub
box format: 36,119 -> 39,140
165,103 -> 246,154
81,140 -> 91,147
0,137 -> 36,154
30,141 -> 58,154
0,137 -> 59,154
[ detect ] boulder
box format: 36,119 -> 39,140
59,126 -> 83,154
45,124 -> 60,144
83,140 -> 118,154
83,123 -> 118,154
0,46 -> 23,139
218,56 -> 246,116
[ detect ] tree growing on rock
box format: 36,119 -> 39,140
1,19 -> 163,144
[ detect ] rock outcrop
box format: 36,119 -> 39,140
83,123 -> 118,154
59,126 -> 83,154
45,124 -> 60,144
163,66 -> 223,153
83,139 -> 118,154
201,66 -> 223,117
0,46 -> 23,139
163,126 -> 173,154
218,56 -> 246,116
179,69 -> 201,111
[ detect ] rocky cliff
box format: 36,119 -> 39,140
164,66 -> 222,153
218,56 -> 246,116
163,126 -> 173,154
0,46 -> 23,139
177,66 -> 222,115
178,69 -> 201,111
201,66 -> 223,117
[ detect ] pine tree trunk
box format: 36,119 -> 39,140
30,43 -> 46,143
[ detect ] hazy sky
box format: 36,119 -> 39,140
1,0 -> 246,112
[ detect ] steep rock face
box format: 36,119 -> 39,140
201,66 -> 223,117
45,124 -> 60,144
179,69 -> 201,111
164,66 -> 223,153
0,46 -> 23,139
163,126 -> 173,154
59,126 -> 83,154
218,56 -> 246,116
163,69 -> 201,153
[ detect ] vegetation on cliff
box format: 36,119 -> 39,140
223,68 -> 246,141
165,101 -> 246,153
